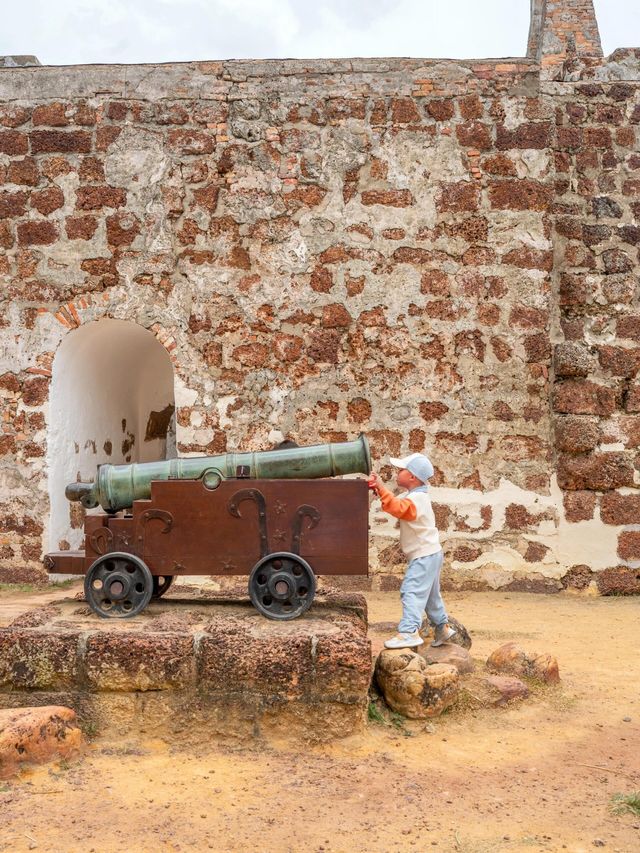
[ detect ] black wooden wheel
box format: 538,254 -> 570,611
248,551 -> 316,621
152,574 -> 174,599
84,552 -> 153,619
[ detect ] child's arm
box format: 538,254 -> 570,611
367,474 -> 417,521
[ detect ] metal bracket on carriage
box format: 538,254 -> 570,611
291,505 -> 321,556
228,489 -> 269,557
134,509 -> 174,552
88,526 -> 114,556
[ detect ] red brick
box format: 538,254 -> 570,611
0,130 -> 28,155
76,185 -> 126,210
554,381 -> 616,416
482,153 -> 517,176
584,127 -> 612,149
306,330 -> 341,363
557,453 -> 634,491
347,398 -> 372,423
0,221 -> 13,249
284,185 -> 327,208
106,211 -> 141,247
556,127 -> 583,149
0,104 -> 31,127
455,122 -> 492,150
0,190 -> 28,218
426,100 -> 455,121
453,545 -> 481,563
502,246 -> 553,271
79,157 -> 105,183
31,187 -> 65,215
555,416 -> 600,454
618,531 -> 640,560
420,270 -> 449,296
419,402 -> 448,422
21,376 -> 50,406
30,130 -> 91,153
310,266 -> 333,293
65,215 -> 98,240
496,122 -> 551,149
17,221 -> 58,246
391,98 -> 420,124
488,180 -> 552,211
437,181 -> 479,213
509,305 -> 547,329
459,95 -> 483,120
360,189 -> 414,207
392,247 -> 434,265
96,126 -> 122,151
32,102 -> 69,126
321,303 -> 351,328
601,492 -> 640,526
7,157 -> 39,186
598,346 -> 640,378
563,491 -> 597,523
603,249 -> 633,275
167,129 -> 215,155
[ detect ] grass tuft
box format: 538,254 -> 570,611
610,791 -> 640,817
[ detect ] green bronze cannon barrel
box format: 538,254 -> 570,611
66,434 -> 372,512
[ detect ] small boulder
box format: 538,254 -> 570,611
486,642 -> 560,684
483,675 -> 530,706
419,615 -> 472,649
420,642 -> 475,674
375,649 -> 459,719
0,705 -> 83,778
530,653 -> 560,684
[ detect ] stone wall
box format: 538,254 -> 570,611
1,1 -> 639,593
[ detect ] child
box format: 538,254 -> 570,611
368,452 -> 456,650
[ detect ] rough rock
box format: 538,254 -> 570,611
420,642 -> 475,674
483,675 -> 530,705
486,642 -> 560,684
0,705 -> 83,778
419,615 -> 472,649
596,566 -> 640,596
375,649 -> 459,719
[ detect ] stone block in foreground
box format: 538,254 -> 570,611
0,590 -> 371,743
0,705 -> 83,779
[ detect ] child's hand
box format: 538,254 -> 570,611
367,473 -> 382,494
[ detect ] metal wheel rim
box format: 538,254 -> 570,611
248,551 -> 316,621
84,552 -> 153,619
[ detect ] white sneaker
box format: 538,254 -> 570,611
431,624 -> 457,647
384,631 -> 424,649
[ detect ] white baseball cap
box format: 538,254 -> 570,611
389,453 -> 434,483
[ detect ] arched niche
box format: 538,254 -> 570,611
47,318 -> 176,551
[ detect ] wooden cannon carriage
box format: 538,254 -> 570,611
45,436 -> 371,620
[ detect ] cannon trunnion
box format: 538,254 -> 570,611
46,437 -> 371,620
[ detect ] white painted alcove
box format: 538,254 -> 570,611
47,319 -> 176,551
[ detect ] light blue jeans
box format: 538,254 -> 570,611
398,550 -> 448,634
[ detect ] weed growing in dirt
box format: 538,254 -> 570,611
0,583 -> 38,593
81,720 -> 98,739
610,791 -> 640,817
367,701 -> 386,724
366,701 -> 414,737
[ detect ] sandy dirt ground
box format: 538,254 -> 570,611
1,584 -> 639,853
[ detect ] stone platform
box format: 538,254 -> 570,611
0,587 -> 372,743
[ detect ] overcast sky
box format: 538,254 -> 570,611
1,0 -> 638,66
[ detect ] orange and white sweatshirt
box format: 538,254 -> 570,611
377,484 -> 441,561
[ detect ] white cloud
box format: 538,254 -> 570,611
0,0 -> 637,66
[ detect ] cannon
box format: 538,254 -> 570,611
45,435 -> 371,621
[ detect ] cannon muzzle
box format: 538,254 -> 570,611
67,434 -> 372,513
